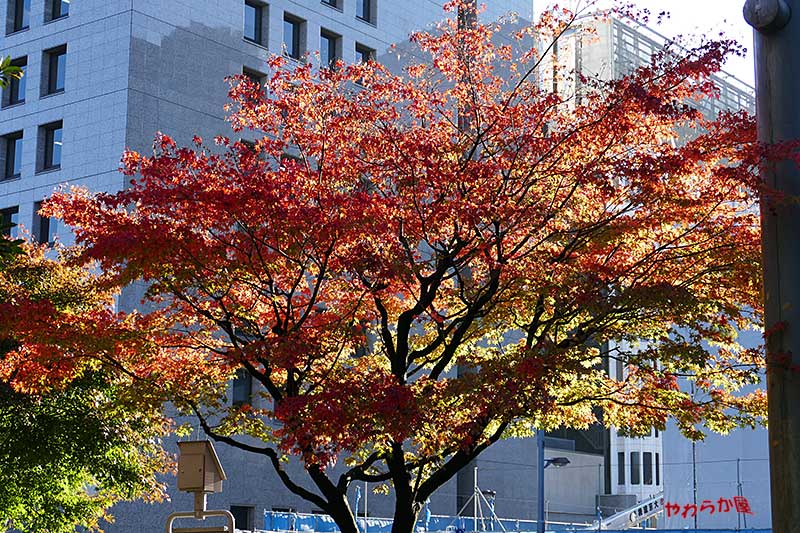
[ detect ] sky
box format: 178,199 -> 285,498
533,0 -> 756,85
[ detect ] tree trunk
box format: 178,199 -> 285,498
390,495 -> 421,533
327,494 -> 360,533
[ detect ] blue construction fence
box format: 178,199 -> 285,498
263,511 -> 582,533
261,510 -> 772,533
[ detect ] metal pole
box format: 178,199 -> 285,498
690,382 -> 698,530
455,0 -> 478,512
364,481 -> 368,533
597,464 -> 602,532
743,2 -> 800,533
537,429 -> 545,533
474,466 -> 479,533
737,459 -> 743,530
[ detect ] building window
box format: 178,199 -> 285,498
2,131 -> 23,180
617,452 -> 625,484
643,451 -> 653,485
242,67 -> 265,87
320,29 -> 340,69
42,45 -> 67,95
39,121 -> 62,171
7,0 -> 30,33
1,56 -> 26,107
45,0 -> 68,21
655,453 -> 660,486
356,0 -> 375,23
34,201 -> 56,244
321,0 -> 340,9
244,1 -> 264,44
630,452 -> 640,485
355,43 -> 375,63
230,506 -> 254,531
283,14 -> 305,60
232,368 -> 252,406
0,206 -> 19,238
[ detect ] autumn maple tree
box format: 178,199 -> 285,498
30,2 -> 774,532
0,243 -> 173,532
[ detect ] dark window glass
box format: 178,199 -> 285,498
0,206 -> 19,238
47,0 -> 68,20
230,506 -> 254,531
4,132 -> 23,179
355,43 -> 374,63
321,0 -> 338,7
242,67 -> 264,86
283,16 -> 302,59
356,0 -> 371,21
244,1 -> 262,43
44,46 -> 66,94
655,453 -> 660,485
617,452 -> 625,484
38,214 -> 50,243
11,0 -> 30,32
654,428 -> 659,438
3,57 -> 26,106
643,451 -> 653,485
43,122 -> 63,170
630,452 -> 640,485
320,30 -> 338,68
34,201 -> 57,244
232,368 -> 252,406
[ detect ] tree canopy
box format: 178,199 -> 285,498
30,3 -> 776,533
0,244 -> 171,532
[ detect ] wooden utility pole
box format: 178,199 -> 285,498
743,1 -> 800,532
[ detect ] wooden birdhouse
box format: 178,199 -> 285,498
177,441 -> 227,493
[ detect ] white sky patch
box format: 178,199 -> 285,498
533,0 -> 755,85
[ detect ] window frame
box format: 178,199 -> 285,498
655,453 -> 660,486
8,0 -> 30,33
630,451 -> 641,485
232,368 -> 253,407
2,56 -> 26,107
34,200 -> 56,245
282,13 -> 305,61
43,45 -> 67,96
356,0 -> 373,23
0,206 -> 19,238
242,67 -> 265,87
230,505 -> 254,531
320,29 -> 340,69
355,42 -> 375,63
617,451 -> 625,485
320,0 -> 341,9
243,0 -> 263,45
3,131 -> 23,180
643,451 -> 653,485
282,14 -> 305,60
41,121 -> 63,171
45,0 -> 69,22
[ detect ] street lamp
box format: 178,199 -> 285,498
537,430 -> 571,533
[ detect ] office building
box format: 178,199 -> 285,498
2,2 -> 763,531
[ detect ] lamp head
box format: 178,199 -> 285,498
546,457 -> 571,468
